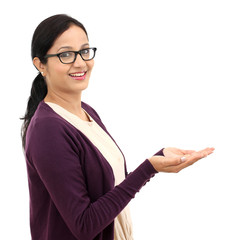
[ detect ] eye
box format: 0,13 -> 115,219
59,51 -> 74,59
81,49 -> 90,56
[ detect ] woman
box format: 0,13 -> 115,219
21,14 -> 214,240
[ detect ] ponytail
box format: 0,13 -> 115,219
21,73 -> 47,148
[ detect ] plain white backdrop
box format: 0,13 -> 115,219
1,0 -> 239,239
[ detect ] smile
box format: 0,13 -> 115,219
69,72 -> 86,77
69,72 -> 87,80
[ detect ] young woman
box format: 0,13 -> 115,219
21,14 -> 214,240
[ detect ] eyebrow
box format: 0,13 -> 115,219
57,43 -> 89,52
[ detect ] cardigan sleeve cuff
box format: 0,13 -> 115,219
154,148 -> 165,156
117,159 -> 158,199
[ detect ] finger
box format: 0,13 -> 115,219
165,148 -> 215,172
197,147 -> 215,158
183,149 -> 211,165
206,147 -> 215,154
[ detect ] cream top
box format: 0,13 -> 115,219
45,102 -> 133,240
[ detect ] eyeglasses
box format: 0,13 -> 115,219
44,47 -> 97,64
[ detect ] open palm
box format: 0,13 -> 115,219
163,147 -> 196,158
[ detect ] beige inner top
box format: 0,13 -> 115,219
45,102 -> 133,240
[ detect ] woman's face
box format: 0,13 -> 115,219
40,25 -> 94,97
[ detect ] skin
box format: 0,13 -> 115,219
33,24 -> 94,121
149,147 -> 214,173
33,24 -> 215,173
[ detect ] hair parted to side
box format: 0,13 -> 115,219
21,14 -> 88,148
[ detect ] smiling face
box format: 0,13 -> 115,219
35,24 -> 94,99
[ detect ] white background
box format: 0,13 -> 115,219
1,0 -> 239,239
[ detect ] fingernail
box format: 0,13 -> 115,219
181,156 -> 186,163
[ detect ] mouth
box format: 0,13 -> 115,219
69,72 -> 87,80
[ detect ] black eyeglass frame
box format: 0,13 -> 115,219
44,47 -> 97,64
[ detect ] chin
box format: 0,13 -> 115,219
75,81 -> 90,92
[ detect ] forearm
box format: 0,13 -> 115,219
68,160 -> 157,239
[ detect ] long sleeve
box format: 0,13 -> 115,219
26,116 -> 157,240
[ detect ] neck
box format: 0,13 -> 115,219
44,90 -> 84,119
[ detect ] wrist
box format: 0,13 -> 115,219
148,156 -> 159,173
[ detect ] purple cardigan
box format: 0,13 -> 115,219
25,101 -> 163,240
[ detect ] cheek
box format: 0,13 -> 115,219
56,65 -> 70,75
87,60 -> 94,71
45,63 -> 71,87
49,64 -> 70,79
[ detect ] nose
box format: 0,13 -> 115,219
73,53 -> 86,67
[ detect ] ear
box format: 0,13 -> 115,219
33,57 -> 46,77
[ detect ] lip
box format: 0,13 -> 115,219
69,71 -> 87,81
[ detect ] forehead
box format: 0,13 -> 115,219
51,25 -> 88,50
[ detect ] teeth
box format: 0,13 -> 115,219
70,72 -> 85,77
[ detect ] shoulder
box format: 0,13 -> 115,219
29,101 -> 74,131
26,101 -> 79,150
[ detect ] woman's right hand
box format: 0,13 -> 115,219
149,147 -> 214,173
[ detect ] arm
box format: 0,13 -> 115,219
27,118 -> 157,240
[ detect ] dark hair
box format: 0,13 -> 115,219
21,14 -> 88,148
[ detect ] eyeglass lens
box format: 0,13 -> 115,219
59,48 -> 95,63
